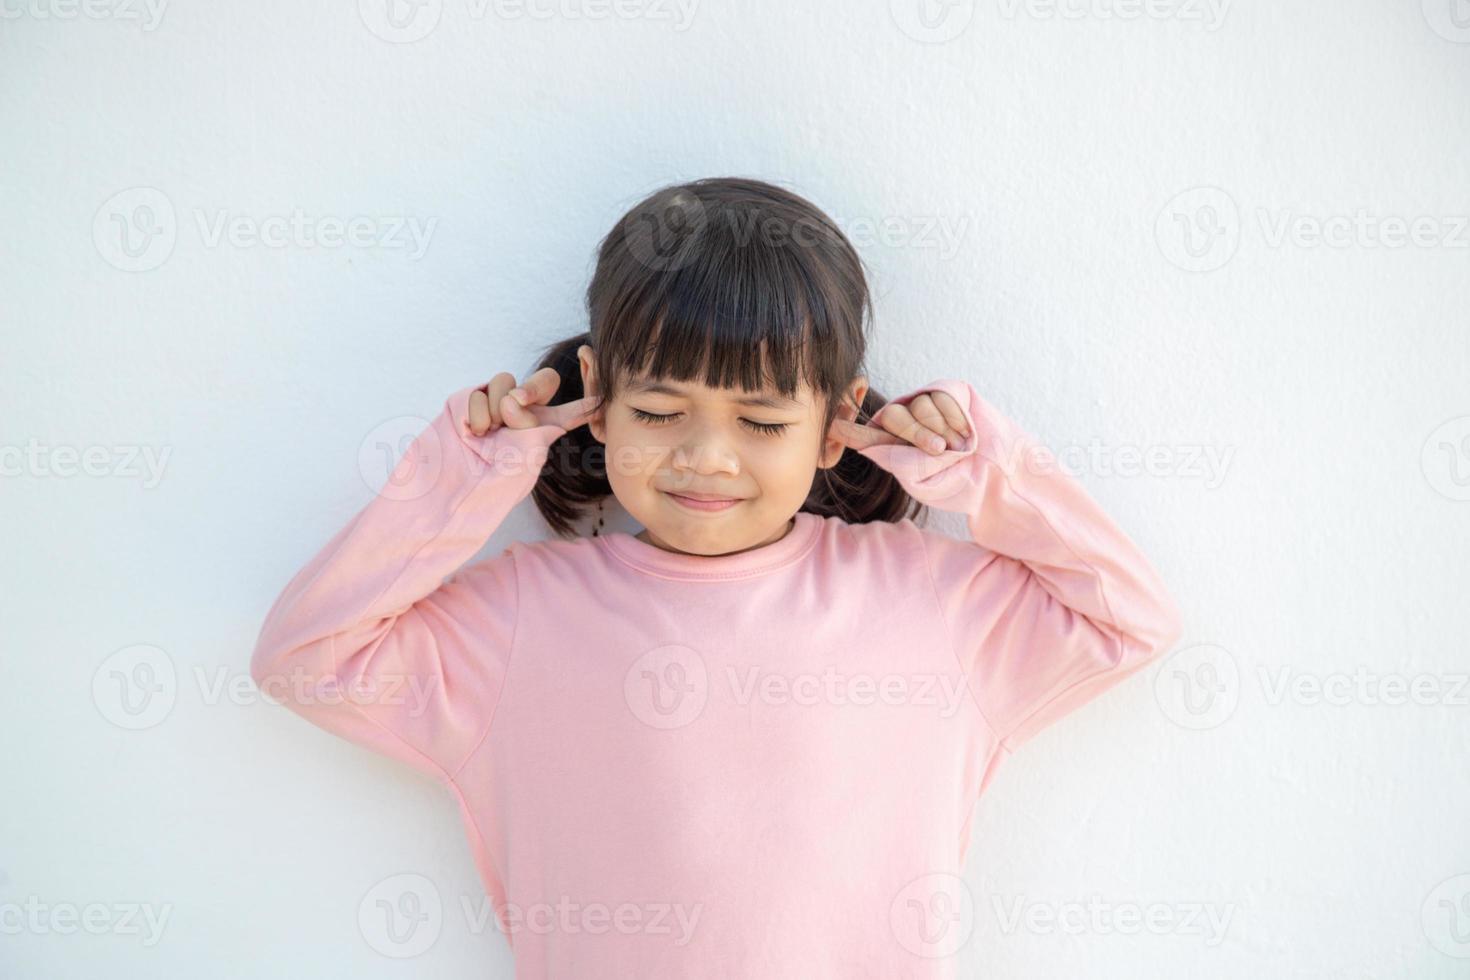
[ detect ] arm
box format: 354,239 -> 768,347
249,384 -> 568,781
856,378 -> 1184,752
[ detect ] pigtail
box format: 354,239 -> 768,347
528,332 -> 612,538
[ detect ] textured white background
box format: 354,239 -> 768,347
4,0 -> 1469,976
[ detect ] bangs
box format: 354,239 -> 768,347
596,203 -> 847,403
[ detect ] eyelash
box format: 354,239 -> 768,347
630,408 -> 790,437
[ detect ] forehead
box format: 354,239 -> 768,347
621,375 -> 810,411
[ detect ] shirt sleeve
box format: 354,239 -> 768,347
855,378 -> 1184,752
248,384 -> 568,782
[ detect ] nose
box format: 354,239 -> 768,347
670,423 -> 740,478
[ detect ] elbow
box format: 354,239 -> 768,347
249,633 -> 288,699
1113,592 -> 1185,671
249,625 -> 324,705
251,626 -> 363,709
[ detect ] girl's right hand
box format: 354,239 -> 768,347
466,367 -> 597,436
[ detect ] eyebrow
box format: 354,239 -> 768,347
624,380 -> 803,411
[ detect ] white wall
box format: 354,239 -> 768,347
4,0 -> 1469,976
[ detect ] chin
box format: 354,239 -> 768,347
645,515 -> 745,555
661,520 -> 728,548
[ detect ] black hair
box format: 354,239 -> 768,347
527,176 -> 926,537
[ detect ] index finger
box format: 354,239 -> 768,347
547,394 -> 599,432
830,417 -> 904,451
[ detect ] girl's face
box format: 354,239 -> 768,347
578,345 -> 865,557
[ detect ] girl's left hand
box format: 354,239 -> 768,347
830,390 -> 972,456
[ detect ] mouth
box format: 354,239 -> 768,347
663,491 -> 744,512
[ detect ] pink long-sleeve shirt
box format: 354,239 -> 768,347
250,378 -> 1183,978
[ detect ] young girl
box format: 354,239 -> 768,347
251,177 -> 1183,978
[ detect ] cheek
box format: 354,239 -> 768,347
744,436 -> 804,462
601,420 -> 668,483
741,435 -> 822,478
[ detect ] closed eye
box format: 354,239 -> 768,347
630,408 -> 678,426
630,408 -> 790,437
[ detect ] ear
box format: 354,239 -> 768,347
577,344 -> 607,443
818,376 -> 869,469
